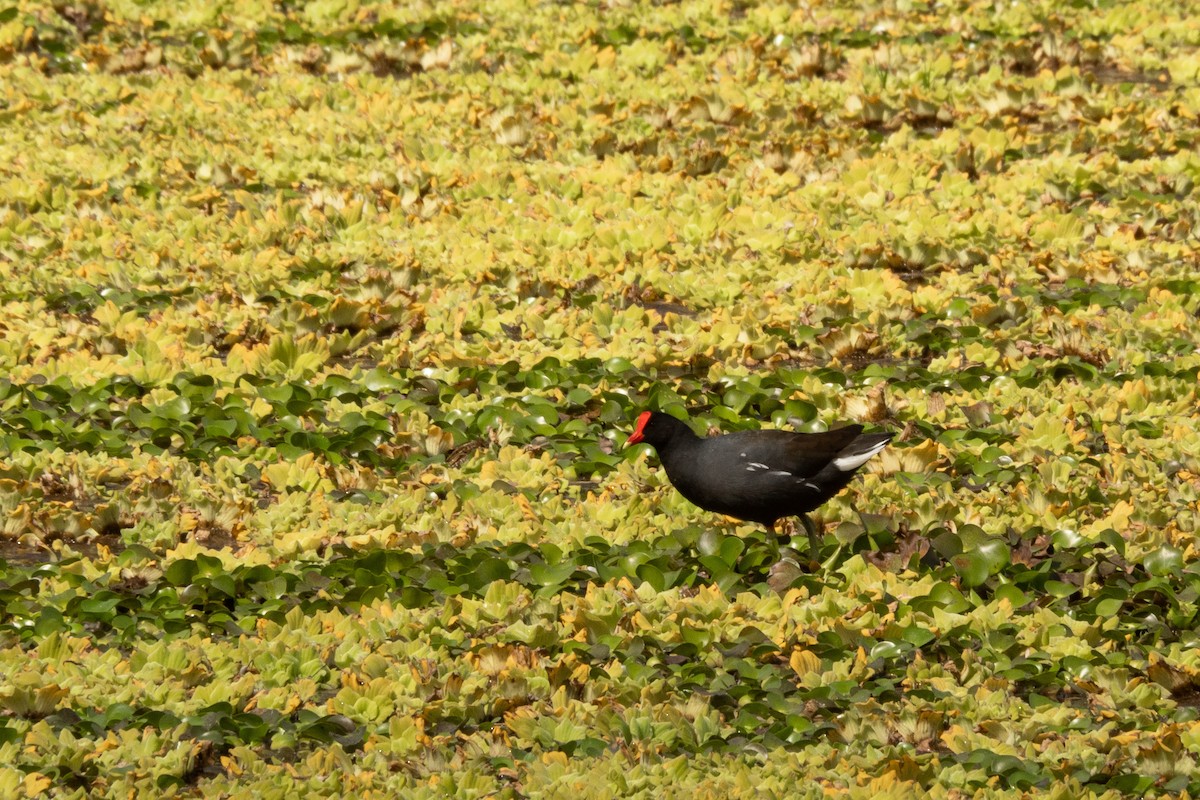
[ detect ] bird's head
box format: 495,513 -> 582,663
625,411 -> 686,449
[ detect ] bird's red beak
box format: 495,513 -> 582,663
625,411 -> 651,446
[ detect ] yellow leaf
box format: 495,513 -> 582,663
515,494 -> 534,521
1083,499 -> 1135,538
24,773 -> 52,797
789,648 -> 821,678
875,438 -> 945,473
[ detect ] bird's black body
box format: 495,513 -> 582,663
627,411 -> 891,549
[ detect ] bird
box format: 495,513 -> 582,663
625,410 -> 892,559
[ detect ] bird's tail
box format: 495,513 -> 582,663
832,432 -> 893,472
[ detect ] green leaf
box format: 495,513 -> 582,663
81,592 -> 122,616
901,625 -> 936,647
698,555 -> 732,581
721,388 -> 751,413
208,574 -> 238,598
929,527 -> 963,559
920,581 -> 968,613
116,545 -> 156,566
195,554 -> 225,577
697,529 -> 721,557
636,563 -> 666,591
165,560 -> 199,585
156,395 -> 191,420
565,387 -> 592,406
1059,655 -> 1091,678
1044,580 -> 1078,599
1097,528 -> 1126,555
205,417 -> 238,439
470,557 -> 512,588
718,536 -> 745,566
1051,527 -> 1083,550
603,357 -> 636,374
870,640 -> 904,660
994,583 -> 1027,608
1144,545 -> 1183,577
529,561 -> 576,587
362,369 -> 404,391
34,607 -> 67,636
1094,597 -> 1123,617
951,538 -> 1008,588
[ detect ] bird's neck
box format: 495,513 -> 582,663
658,423 -> 702,464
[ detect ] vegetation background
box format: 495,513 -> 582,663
1,0 -> 1199,797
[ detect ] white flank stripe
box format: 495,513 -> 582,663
833,441 -> 887,471
746,462 -> 771,472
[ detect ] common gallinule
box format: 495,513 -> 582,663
626,410 -> 892,556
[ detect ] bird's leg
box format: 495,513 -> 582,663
764,520 -> 785,561
800,514 -> 821,561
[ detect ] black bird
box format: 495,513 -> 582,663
626,410 -> 892,556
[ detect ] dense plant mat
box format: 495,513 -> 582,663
2,0 -> 1200,796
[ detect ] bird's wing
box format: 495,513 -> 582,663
719,425 -> 866,478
